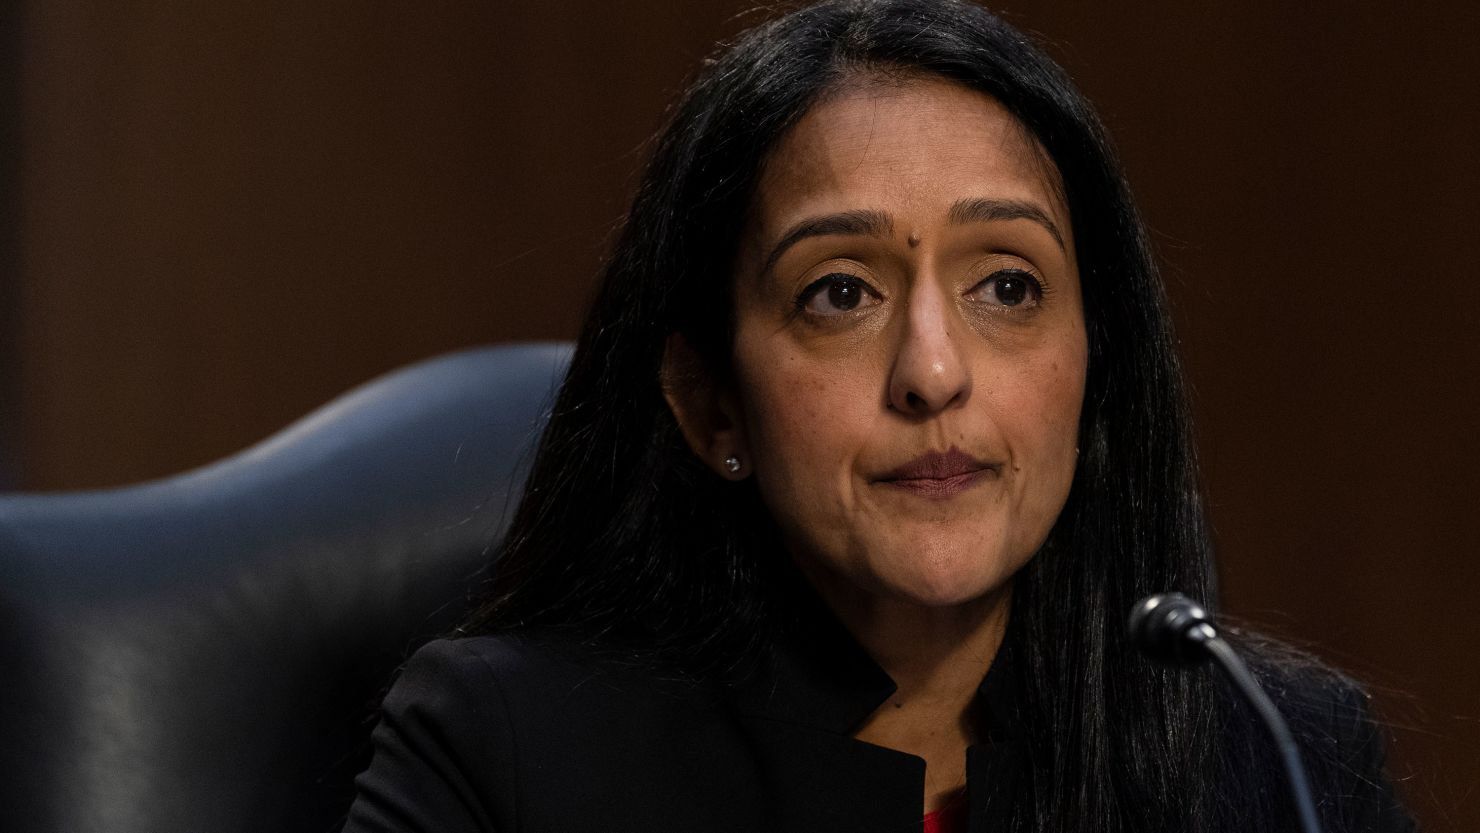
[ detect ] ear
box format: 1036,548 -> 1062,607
661,333 -> 751,480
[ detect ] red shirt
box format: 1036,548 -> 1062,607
923,791 -> 968,833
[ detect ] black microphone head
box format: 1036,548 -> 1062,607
1128,593 -> 1217,666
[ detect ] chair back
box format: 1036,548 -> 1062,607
0,342 -> 571,833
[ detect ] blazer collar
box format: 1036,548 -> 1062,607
729,589 -> 897,733
723,580 -> 1030,831
728,581 -> 1022,741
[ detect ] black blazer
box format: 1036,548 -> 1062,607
342,617 -> 1412,833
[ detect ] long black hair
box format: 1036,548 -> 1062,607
461,2 -> 1371,832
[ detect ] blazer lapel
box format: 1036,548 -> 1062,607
726,578 -> 1028,833
966,643 -> 1028,832
728,593 -> 923,832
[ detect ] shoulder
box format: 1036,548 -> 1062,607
1235,634 -> 1383,760
348,632 -> 726,832
1226,633 -> 1416,833
404,630 -> 714,711
345,638 -> 532,831
388,630 -> 726,755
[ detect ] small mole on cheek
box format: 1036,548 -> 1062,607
907,230 -> 922,247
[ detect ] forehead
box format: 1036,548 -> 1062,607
749,75 -> 1065,239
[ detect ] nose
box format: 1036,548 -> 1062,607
886,282 -> 972,416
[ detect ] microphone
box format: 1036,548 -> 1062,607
1127,592 -> 1217,665
1129,593 -> 1325,833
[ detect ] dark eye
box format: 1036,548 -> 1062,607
796,273 -> 881,316
971,268 -> 1042,308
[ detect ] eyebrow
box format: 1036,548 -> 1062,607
947,197 -> 1066,252
760,198 -> 1064,277
760,209 -> 894,277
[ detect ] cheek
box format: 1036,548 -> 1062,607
1015,349 -> 1085,440
731,336 -> 881,526
995,335 -> 1088,500
736,345 -> 871,471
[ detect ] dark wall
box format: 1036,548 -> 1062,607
0,0 -> 20,490
11,2 -> 1476,829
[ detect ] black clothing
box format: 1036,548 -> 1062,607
342,613 -> 1412,833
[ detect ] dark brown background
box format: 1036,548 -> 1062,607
6,2 -> 1476,828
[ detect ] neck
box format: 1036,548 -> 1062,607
802,567 -> 1012,700
845,592 -> 1010,700
802,571 -> 1012,812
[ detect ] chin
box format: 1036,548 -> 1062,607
860,514 -> 1039,605
893,576 -> 1007,609
878,547 -> 1019,609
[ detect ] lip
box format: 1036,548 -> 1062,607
873,447 -> 999,498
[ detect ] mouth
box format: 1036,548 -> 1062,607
873,447 -> 1000,498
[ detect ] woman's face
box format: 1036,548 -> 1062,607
677,75 -> 1087,609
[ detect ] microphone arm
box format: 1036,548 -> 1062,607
1128,593 -> 1324,833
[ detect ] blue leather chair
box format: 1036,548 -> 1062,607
0,342 -> 572,833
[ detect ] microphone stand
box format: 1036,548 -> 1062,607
1129,593 -> 1324,833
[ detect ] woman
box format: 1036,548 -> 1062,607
345,1 -> 1413,831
